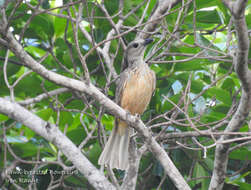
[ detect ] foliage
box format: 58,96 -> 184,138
0,0 -> 251,189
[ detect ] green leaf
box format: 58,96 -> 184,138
174,60 -> 205,71
36,108 -> 53,121
28,14 -> 54,40
15,74 -> 42,97
65,175 -> 86,187
52,111 -> 74,128
24,46 -> 46,58
221,77 -> 235,91
23,127 -> 36,139
212,104 -> 229,114
196,10 -> 221,24
101,114 -> 114,131
196,34 -> 220,55
67,128 -> 87,145
191,80 -> 204,94
207,87 -> 232,105
245,6 -> 251,30
88,142 -> 101,165
0,114 -> 8,121
15,66 -> 26,78
203,110 -> 226,121
229,148 -> 251,160
13,142 -> 39,157
68,114 -> 81,131
191,162 -> 209,190
195,0 -> 218,9
161,94 -> 181,112
54,16 -> 67,37
226,171 -> 251,189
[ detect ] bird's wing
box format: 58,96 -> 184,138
115,69 -> 130,105
115,68 -> 131,135
150,69 -> 156,96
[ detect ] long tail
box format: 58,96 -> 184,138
98,121 -> 131,170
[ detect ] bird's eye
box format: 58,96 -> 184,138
133,43 -> 139,48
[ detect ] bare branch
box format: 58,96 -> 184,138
18,88 -> 70,105
209,1 -> 251,190
0,22 -> 191,190
0,98 -> 115,190
138,0 -> 182,39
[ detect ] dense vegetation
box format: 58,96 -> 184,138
0,0 -> 251,189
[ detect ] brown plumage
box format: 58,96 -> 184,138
98,38 -> 156,170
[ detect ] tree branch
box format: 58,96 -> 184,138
137,0 -> 181,39
0,98 -> 115,190
209,1 -> 251,190
0,23 -> 191,190
18,88 -> 70,106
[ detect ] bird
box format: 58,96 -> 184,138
98,38 -> 156,170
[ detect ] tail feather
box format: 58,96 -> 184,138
119,127 -> 130,169
98,123 -> 131,170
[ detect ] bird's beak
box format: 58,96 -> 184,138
143,38 -> 153,46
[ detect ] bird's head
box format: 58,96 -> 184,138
124,38 -> 153,67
